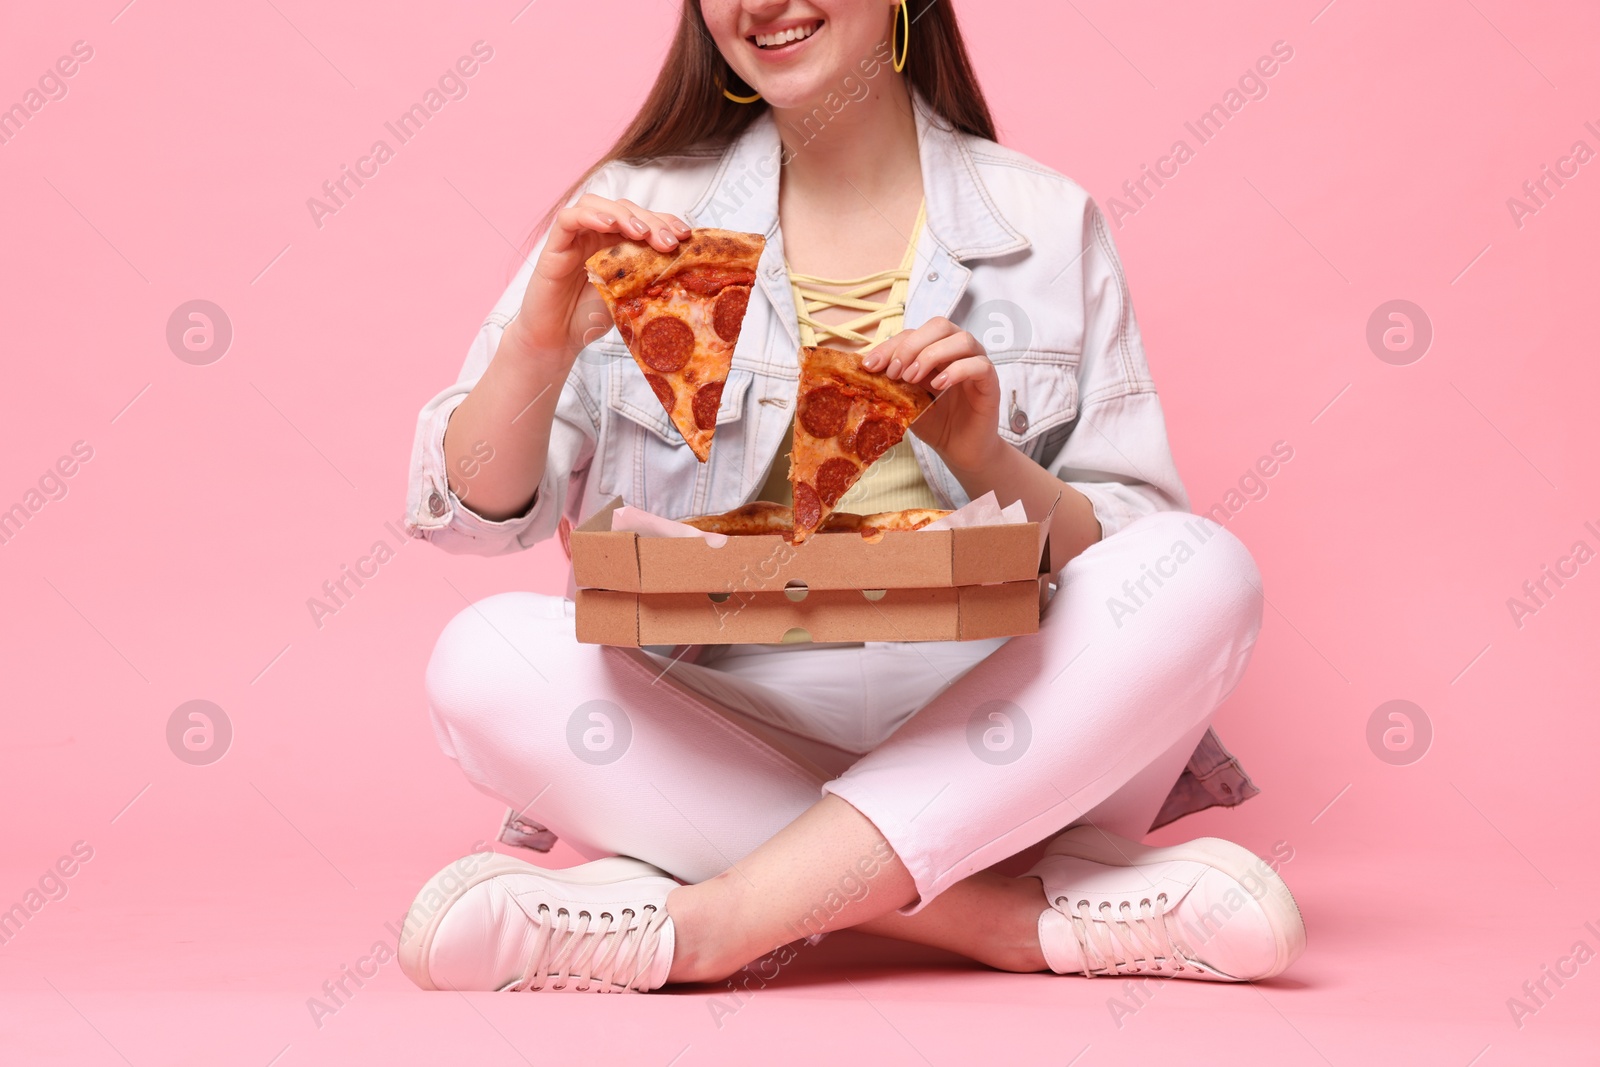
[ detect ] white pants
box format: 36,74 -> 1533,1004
425,510 -> 1263,915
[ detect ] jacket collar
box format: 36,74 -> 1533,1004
691,92 -> 1029,262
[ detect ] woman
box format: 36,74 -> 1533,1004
398,0 -> 1305,993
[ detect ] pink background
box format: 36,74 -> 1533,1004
3,0 -> 1597,1062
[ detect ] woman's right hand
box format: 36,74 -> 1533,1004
504,194 -> 693,367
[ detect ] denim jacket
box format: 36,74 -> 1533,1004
402,95 -> 1260,829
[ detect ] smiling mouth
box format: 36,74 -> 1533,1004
751,20 -> 822,50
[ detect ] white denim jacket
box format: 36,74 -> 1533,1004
403,95 -> 1259,827
404,95 -> 1193,558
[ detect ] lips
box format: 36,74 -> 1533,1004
751,20 -> 822,50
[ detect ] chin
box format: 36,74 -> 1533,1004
753,76 -> 836,111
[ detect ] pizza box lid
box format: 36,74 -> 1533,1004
570,494 -> 1057,594
575,576 -> 1048,646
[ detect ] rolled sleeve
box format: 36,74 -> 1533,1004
1042,199 -> 1188,541
402,350 -> 597,555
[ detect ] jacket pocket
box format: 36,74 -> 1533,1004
595,343 -> 754,505
991,352 -> 1081,457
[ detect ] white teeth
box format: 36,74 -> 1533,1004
755,23 -> 818,48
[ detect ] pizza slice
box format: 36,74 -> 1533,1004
846,507 -> 951,534
680,501 -> 795,536
679,503 -> 951,541
585,229 -> 765,462
789,345 -> 937,543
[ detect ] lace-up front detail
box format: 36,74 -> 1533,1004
1060,892 -> 1201,977
509,901 -> 672,993
788,199 -> 925,354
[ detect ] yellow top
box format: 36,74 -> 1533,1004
758,201 -> 941,512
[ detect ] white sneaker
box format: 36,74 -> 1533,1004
1028,826 -> 1305,982
397,852 -> 679,992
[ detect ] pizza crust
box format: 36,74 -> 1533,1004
679,503 -> 952,539
586,229 -> 766,302
680,501 -> 795,536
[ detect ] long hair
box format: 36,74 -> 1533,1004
522,1 -> 994,253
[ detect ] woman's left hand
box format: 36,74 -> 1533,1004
862,318 -> 1004,473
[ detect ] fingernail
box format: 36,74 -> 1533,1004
627,218 -> 648,235
657,228 -> 679,246
597,212 -> 617,225
887,358 -> 902,377
931,373 -> 948,388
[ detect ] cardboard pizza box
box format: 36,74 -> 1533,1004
577,579 -> 1046,645
571,497 -> 1053,593
571,495 -> 1057,646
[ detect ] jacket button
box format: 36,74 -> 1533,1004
927,271 -> 939,282
428,490 -> 446,517
1010,408 -> 1029,435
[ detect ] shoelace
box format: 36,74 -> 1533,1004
1061,893 -> 1200,977
509,903 -> 670,993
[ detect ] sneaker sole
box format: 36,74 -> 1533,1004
1045,825 -> 1307,981
397,852 -> 672,991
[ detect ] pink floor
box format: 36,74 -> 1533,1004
5,0 -> 1600,1063
5,819 -> 1598,1063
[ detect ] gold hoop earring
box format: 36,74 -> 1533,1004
893,0 -> 910,73
718,70 -> 762,104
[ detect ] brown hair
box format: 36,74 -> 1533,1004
522,0 -> 995,253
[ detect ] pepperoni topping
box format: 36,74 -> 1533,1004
712,286 -> 750,344
692,381 -> 723,430
614,312 -> 633,347
677,267 -> 757,296
793,482 -> 821,531
816,457 -> 859,506
645,268 -> 757,300
852,417 -> 903,462
799,386 -> 851,439
639,316 -> 694,372
645,373 -> 675,413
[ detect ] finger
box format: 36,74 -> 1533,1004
576,197 -> 688,246
859,335 -> 902,372
614,200 -> 681,252
929,354 -> 1000,395
610,199 -> 653,238
548,203 -> 638,260
866,320 -> 958,378
555,204 -> 626,237
903,332 -> 983,384
575,195 -> 642,236
861,319 -> 949,371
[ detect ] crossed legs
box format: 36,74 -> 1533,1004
423,510 -> 1264,983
